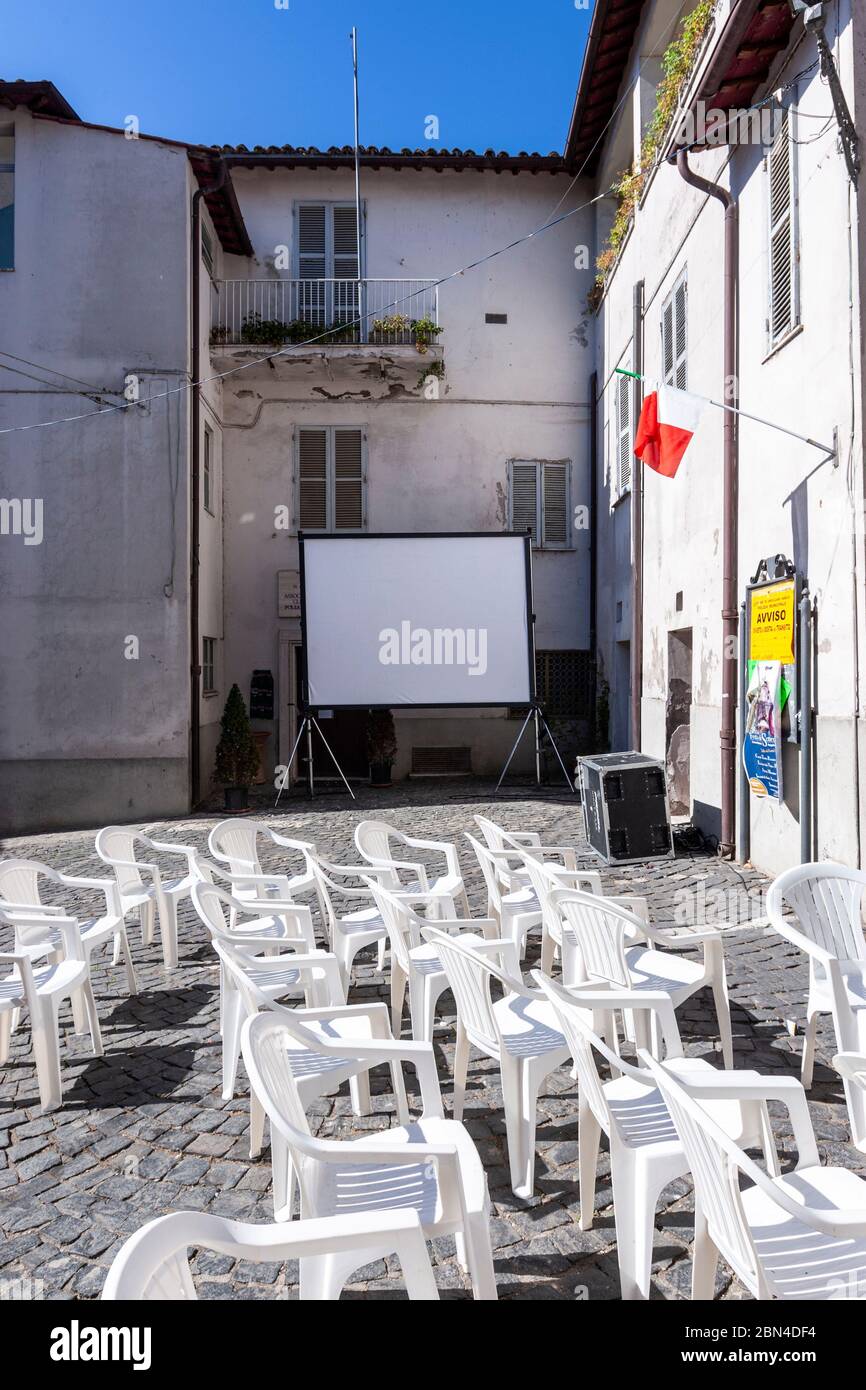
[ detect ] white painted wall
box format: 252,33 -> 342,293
0,112 -> 192,832
593,0 -> 866,874
210,165 -> 595,782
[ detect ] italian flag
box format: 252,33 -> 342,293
633,382 -> 707,478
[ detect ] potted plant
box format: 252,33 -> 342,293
411,316 -> 443,354
214,683 -> 260,811
366,708 -> 397,787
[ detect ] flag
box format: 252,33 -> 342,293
633,382 -> 707,478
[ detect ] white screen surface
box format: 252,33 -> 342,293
302,535 -> 532,707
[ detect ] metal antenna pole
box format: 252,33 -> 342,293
350,27 -> 365,338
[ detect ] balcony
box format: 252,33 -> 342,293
210,278 -> 440,350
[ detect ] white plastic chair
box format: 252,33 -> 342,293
190,879 -> 344,1100
424,926 -> 570,1198
0,906 -> 103,1111
474,813 -> 579,879
208,820 -> 316,913
767,863 -> 866,1141
0,860 -> 138,1015
642,1049 -> 866,1300
355,819 -> 470,917
305,851 -> 397,989
549,888 -> 734,1067
215,943 -> 410,1179
833,1052 -> 866,1152
102,1208 -> 439,1301
366,880 -> 498,1042
95,827 -> 198,969
465,832 -> 542,958
534,971 -> 775,1299
521,856 -> 649,984
192,855 -> 317,950
242,1009 -> 497,1298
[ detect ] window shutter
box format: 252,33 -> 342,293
298,428 -> 328,530
510,461 -> 539,543
332,205 -> 359,279
542,462 -> 568,546
297,204 -> 327,324
662,299 -> 674,383
616,376 -> 631,495
333,429 -> 363,530
768,110 -> 795,345
674,277 -> 688,388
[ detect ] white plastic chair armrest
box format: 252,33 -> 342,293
534,846 -> 578,870
268,832 -> 315,851
833,1052 -> 866,1085
59,874 -> 122,916
0,901 -> 66,916
661,1066 -> 820,1168
454,934 -> 523,980
320,1038 -> 444,1117
108,857 -> 163,888
306,1136 -> 459,1168
504,832 -> 543,847
368,857 -> 431,888
146,840 -> 198,866
296,1001 -> 394,1034
767,914 -> 837,965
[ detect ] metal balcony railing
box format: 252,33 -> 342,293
210,278 -> 439,347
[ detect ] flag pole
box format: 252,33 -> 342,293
350,27 -> 365,338
614,368 -> 836,457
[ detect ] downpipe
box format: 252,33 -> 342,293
676,149 -> 739,857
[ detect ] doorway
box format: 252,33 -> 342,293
666,628 -> 693,817
612,640 -> 631,750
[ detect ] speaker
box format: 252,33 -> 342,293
577,752 -> 674,865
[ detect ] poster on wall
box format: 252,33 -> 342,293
749,578 -> 796,663
743,659 -> 784,801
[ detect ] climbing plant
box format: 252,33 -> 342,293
594,0 -> 715,293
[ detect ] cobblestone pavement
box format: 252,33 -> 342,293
0,781 -> 860,1301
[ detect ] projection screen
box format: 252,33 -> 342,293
300,533 -> 534,708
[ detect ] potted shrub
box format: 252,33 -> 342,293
366,708 -> 397,787
411,316 -> 443,354
214,684 -> 260,811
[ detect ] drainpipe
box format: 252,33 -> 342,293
589,370 -> 599,740
676,149 -> 739,856
190,159 -> 227,808
630,280 -> 645,750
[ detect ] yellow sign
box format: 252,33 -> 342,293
749,580 -> 796,664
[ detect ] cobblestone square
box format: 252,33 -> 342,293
0,782 -> 858,1300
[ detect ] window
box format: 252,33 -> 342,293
661,269 -> 688,388
508,460 -> 570,549
201,222 -> 214,277
614,371 -> 632,498
0,126 -> 13,270
296,426 -> 365,532
202,637 -> 217,695
767,106 -> 799,349
203,424 -> 214,514
295,202 -> 362,325
510,650 -> 593,719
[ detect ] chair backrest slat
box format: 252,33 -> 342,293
0,860 -> 45,908
769,863 -> 866,964
549,889 -> 633,987
96,827 -> 144,895
423,927 -> 500,1052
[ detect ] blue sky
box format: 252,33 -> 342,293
3,0 -> 591,154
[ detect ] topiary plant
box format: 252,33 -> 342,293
214,684 -> 260,789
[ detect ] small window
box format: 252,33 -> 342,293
767,106 -> 799,349
202,637 -> 217,695
507,460 -> 571,550
296,426 -> 365,532
661,269 -> 688,388
510,650 -> 592,719
615,372 -> 632,498
203,424 -> 214,515
201,223 -> 214,277
0,125 -> 14,271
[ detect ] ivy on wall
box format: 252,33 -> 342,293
594,1 -> 716,292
